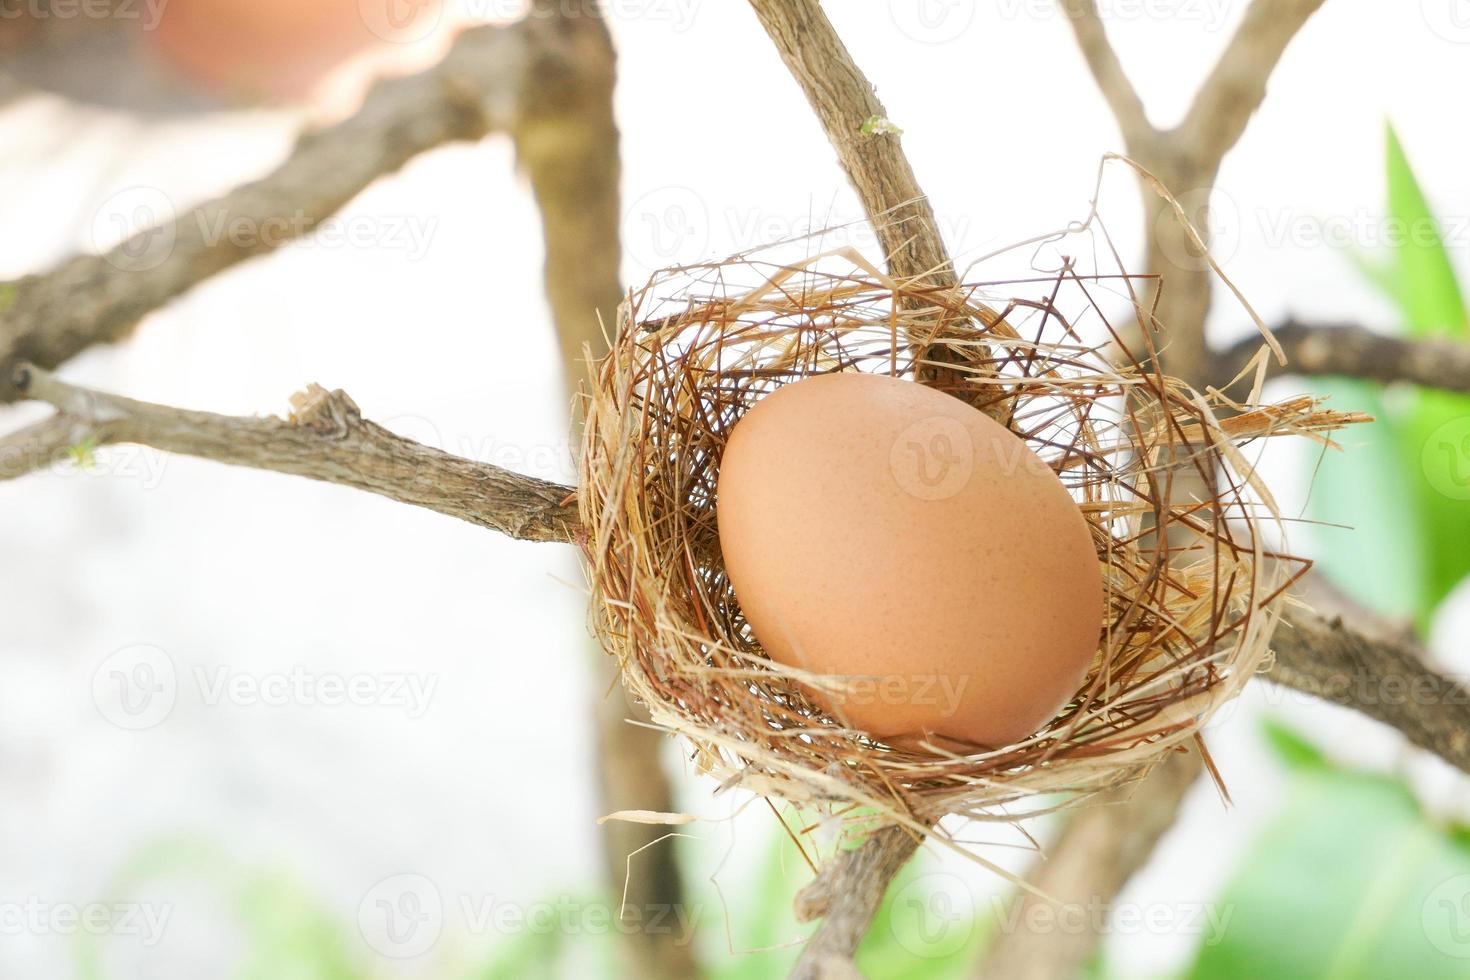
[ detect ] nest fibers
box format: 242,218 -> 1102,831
578,237 -> 1360,848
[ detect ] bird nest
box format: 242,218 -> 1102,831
578,242 -> 1356,840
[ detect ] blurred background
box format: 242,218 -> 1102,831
1,1 -> 1469,977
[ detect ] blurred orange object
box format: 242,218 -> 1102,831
148,0 -> 450,102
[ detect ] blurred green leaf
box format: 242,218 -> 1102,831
1186,724 -> 1470,979
1260,716 -> 1332,771
1383,125 -> 1467,342
1305,379 -> 1424,619
1314,125 -> 1470,629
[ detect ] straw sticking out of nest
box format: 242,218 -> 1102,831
577,240 -> 1363,853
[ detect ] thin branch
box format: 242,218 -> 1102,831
1214,320 -> 1470,395
1178,0 -> 1328,169
790,826 -> 923,980
2,365 -> 579,544
975,748 -> 1203,980
0,15 -> 566,402
1060,0 -> 1154,150
744,0 -> 953,287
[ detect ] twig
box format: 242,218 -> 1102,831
744,0 -> 953,286
1214,319 -> 1470,395
975,748 -> 1203,980
0,15 -> 569,401
2,365 -> 578,544
1060,0 -> 1152,149
1178,0 -> 1329,169
790,827 -> 924,980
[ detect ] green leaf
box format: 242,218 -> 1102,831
1303,379 -> 1424,619
1318,125 -> 1470,629
1261,717 -> 1332,771
1383,124 -> 1468,341
1186,752 -> 1470,980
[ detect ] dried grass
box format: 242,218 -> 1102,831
577,233 -> 1362,845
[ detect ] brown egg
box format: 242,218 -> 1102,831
716,373 -> 1103,748
147,0 -> 449,102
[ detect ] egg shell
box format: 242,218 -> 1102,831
715,372 -> 1104,748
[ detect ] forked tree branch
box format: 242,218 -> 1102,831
2,365 -> 579,543
1178,0 -> 1328,168
1060,0 -> 1153,149
991,3 -> 1333,976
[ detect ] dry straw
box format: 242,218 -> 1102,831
578,233 -> 1361,852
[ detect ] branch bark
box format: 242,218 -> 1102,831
790,827 -> 924,980
744,0 -> 953,286
1268,604 -> 1470,774
1214,319 -> 1470,395
2,365 -> 579,543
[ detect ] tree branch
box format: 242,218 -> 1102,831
1214,319 -> 1470,395
1268,603 -> 1470,774
790,827 -> 923,980
0,14 -> 577,402
1178,0 -> 1328,168
1060,0 -> 1154,150
744,0 -> 953,287
2,365 -> 578,544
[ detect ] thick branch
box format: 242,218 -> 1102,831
1178,0 -> 1328,168
0,16 -> 565,401
790,827 -> 923,980
1060,0 -> 1154,149
1214,320 -> 1470,395
1268,604 -> 1470,774
976,748 -> 1202,980
3,365 -> 578,544
744,0 -> 953,286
